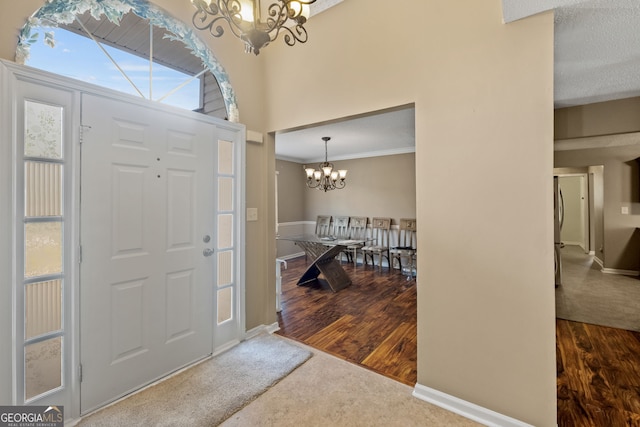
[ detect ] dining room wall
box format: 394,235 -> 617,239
275,159 -> 307,257
303,153 -> 416,221
276,159 -> 306,223
276,153 -> 416,258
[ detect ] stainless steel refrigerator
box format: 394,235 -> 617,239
554,176 -> 564,287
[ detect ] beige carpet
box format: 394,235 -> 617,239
77,333 -> 311,426
556,245 -> 640,331
223,341 -> 480,427
76,333 -> 480,426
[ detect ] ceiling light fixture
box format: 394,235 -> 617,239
191,0 -> 317,55
304,137 -> 347,192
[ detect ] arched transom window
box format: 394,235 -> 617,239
16,0 -> 239,122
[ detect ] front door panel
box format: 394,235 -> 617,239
80,94 -> 215,413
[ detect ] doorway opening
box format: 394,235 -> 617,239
273,104 -> 417,384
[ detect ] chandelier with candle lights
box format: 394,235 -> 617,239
191,0 -> 317,55
304,137 -> 347,192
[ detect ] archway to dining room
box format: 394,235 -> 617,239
272,104 -> 418,385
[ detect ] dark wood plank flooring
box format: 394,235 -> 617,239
276,256 -> 417,385
557,319 -> 640,427
276,256 -> 640,426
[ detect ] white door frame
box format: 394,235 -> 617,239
0,60 -> 246,421
557,173 -> 590,252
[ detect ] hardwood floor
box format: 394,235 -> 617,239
557,319 -> 640,427
276,256 -> 640,426
276,256 -> 417,386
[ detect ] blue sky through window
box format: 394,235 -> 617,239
27,27 -> 201,111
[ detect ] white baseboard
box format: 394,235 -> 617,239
591,256 -> 639,276
265,322 -> 281,334
588,251 -> 595,255
412,384 -> 534,427
601,267 -> 639,276
244,322 -> 280,340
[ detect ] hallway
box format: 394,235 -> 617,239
556,245 -> 640,426
556,244 -> 640,332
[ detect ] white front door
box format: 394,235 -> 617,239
80,93 -> 216,413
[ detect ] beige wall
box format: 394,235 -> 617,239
276,154 -> 416,258
555,96 -> 640,139
275,159 -> 307,258
276,159 -> 306,223
303,154 -> 416,221
0,1 -> 556,425
264,1 -> 556,425
555,97 -> 640,270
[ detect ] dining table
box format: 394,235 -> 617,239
277,234 -> 368,292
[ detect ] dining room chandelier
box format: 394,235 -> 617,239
191,0 -> 317,55
304,137 -> 347,192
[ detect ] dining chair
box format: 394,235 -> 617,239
346,216 -> 368,265
304,215 -> 332,261
390,218 -> 417,279
330,216 -> 351,262
361,217 -> 392,272
315,215 -> 332,236
332,216 -> 350,239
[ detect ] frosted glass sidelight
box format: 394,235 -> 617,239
25,280 -> 62,339
24,100 -> 63,159
217,214 -> 233,249
218,140 -> 234,175
25,337 -> 62,401
218,177 -> 233,211
25,162 -> 63,217
217,250 -> 233,287
217,287 -> 233,324
25,222 -> 63,278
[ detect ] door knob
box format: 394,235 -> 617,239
203,248 -> 214,257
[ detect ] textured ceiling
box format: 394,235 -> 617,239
503,0 -> 640,107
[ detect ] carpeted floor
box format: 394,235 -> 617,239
222,341 -> 480,427
74,333 -> 481,426
555,245 -> 640,331
77,333 -> 311,426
